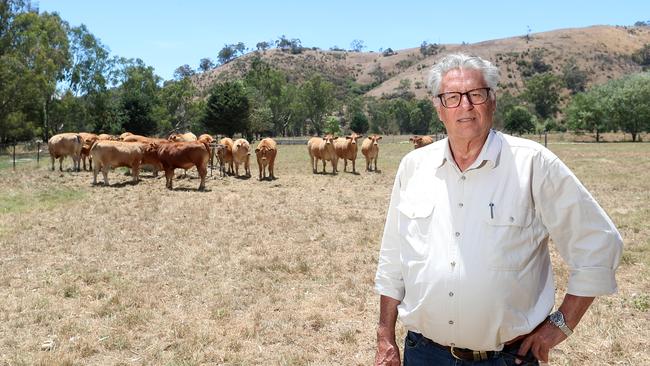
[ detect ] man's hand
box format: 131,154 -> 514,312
375,331 -> 400,366
515,321 -> 566,364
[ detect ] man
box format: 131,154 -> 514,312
374,54 -> 622,365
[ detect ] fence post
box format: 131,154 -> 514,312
544,131 -> 548,147
37,142 -> 40,164
13,143 -> 16,170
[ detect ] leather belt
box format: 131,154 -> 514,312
422,336 -> 500,362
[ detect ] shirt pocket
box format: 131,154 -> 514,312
396,198 -> 435,260
483,206 -> 535,271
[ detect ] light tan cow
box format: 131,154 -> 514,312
197,134 -> 215,168
78,132 -> 98,171
121,135 -> 166,176
361,134 -> 382,172
219,137 -> 234,175
119,132 -> 133,140
48,133 -> 83,172
308,134 -> 338,174
409,135 -> 434,149
255,138 -> 277,180
97,134 -> 117,141
90,140 -> 146,186
232,138 -> 251,177
334,132 -> 363,173
168,132 -> 198,142
213,144 -> 228,177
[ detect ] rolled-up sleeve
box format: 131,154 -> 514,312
535,152 -> 623,296
374,163 -> 406,301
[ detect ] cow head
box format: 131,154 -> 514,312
346,133 -> 363,145
370,135 -> 382,145
323,134 -> 338,145
168,133 -> 180,142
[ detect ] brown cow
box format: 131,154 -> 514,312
334,132 -> 363,173
152,140 -> 210,190
232,138 -> 251,177
48,133 -> 82,172
409,135 -> 434,149
308,135 -> 338,174
213,144 -> 228,177
197,134 -> 215,169
361,134 -> 382,172
78,132 -> 98,171
255,138 -> 277,180
97,134 -> 117,141
90,141 -> 146,186
219,137 -> 234,175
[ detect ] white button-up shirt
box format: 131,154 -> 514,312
374,130 -> 622,351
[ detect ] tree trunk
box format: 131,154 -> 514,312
43,98 -> 50,142
632,132 -> 637,142
596,129 -> 600,143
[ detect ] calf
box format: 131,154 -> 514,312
90,140 -> 146,186
154,141 -> 210,190
219,137 -> 235,175
409,135 -> 434,149
213,144 -> 228,177
361,135 -> 382,172
308,135 -> 338,174
48,133 -> 82,172
119,132 -> 133,140
232,138 -> 251,177
255,138 -> 277,180
334,133 -> 363,173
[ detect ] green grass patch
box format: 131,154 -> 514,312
0,187 -> 86,214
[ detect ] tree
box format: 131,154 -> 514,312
202,81 -> 250,137
419,41 -> 441,56
350,39 -> 365,52
503,106 -> 535,135
349,110 -> 369,133
562,58 -> 588,94
173,64 -> 195,80
391,98 -> 411,134
608,73 -> 650,141
369,64 -> 387,84
412,99 -> 434,134
324,116 -> 341,135
217,44 -> 236,65
116,60 -> 162,135
632,43 -> 650,68
301,75 -> 335,135
199,57 -> 214,72
493,92 -> 521,130
367,98 -> 398,134
565,91 -> 611,142
523,72 -> 562,119
256,41 -> 270,52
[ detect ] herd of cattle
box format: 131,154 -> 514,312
46,131 -> 436,190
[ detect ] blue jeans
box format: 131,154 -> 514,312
404,331 -> 539,366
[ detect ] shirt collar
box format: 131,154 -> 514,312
439,129 -> 502,170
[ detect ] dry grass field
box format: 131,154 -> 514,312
0,137 -> 648,366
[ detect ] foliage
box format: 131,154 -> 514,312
218,42 -> 245,65
300,74 -> 336,135
202,81 -> 250,137
503,106 -> 536,135
493,91 -> 521,130
523,72 -> 562,119
349,110 -> 369,134
350,39 -> 365,52
562,58 -> 588,94
631,43 -> 650,68
173,64 -> 195,80
419,41 -> 442,57
256,41 -> 270,52
323,116 -> 341,135
199,57 -> 214,72
382,48 -> 396,57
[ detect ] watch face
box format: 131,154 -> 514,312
550,311 -> 563,324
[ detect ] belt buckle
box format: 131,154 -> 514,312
450,346 -> 463,360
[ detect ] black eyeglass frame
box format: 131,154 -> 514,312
437,87 -> 492,108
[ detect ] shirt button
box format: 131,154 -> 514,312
458,203 -> 463,208
449,292 -> 454,297
455,232 -> 460,237
460,176 -> 466,180
451,261 -> 456,266
509,216 -> 515,222
449,320 -> 454,325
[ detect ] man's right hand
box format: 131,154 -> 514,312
374,334 -> 400,366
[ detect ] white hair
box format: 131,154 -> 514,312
427,53 -> 500,96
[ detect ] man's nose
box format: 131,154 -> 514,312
460,93 -> 474,109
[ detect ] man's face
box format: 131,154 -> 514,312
434,68 -> 495,143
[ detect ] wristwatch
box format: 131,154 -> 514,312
548,310 -> 573,337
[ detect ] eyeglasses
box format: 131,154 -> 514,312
437,87 -> 491,108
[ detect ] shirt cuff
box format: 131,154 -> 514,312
374,283 -> 405,302
567,267 -> 618,296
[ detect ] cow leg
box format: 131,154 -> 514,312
132,163 -> 140,183
50,155 -> 55,171
352,159 -> 356,173
59,157 -> 64,172
165,169 -> 174,189
344,159 -> 347,172
333,158 -> 338,174
245,156 -> 250,177
198,166 -> 207,191
92,163 -> 99,185
366,158 -> 370,171
269,155 -> 275,179
102,165 -> 109,186
310,155 -> 315,173
89,156 -> 93,171
82,156 -> 87,171
322,160 -> 326,174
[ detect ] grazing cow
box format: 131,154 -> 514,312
48,133 -> 82,172
153,141 -> 210,190
78,132 -> 98,171
90,140 -> 146,186
361,134 -> 382,172
213,144 -> 228,177
119,132 -> 133,140
409,135 -> 434,149
219,137 -> 234,175
334,132 -> 363,173
168,132 -> 198,142
308,135 -> 338,174
255,138 -> 277,180
121,135 -> 167,176
232,138 -> 251,177
197,134 -> 215,168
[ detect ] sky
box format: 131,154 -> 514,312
36,0 -> 650,81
